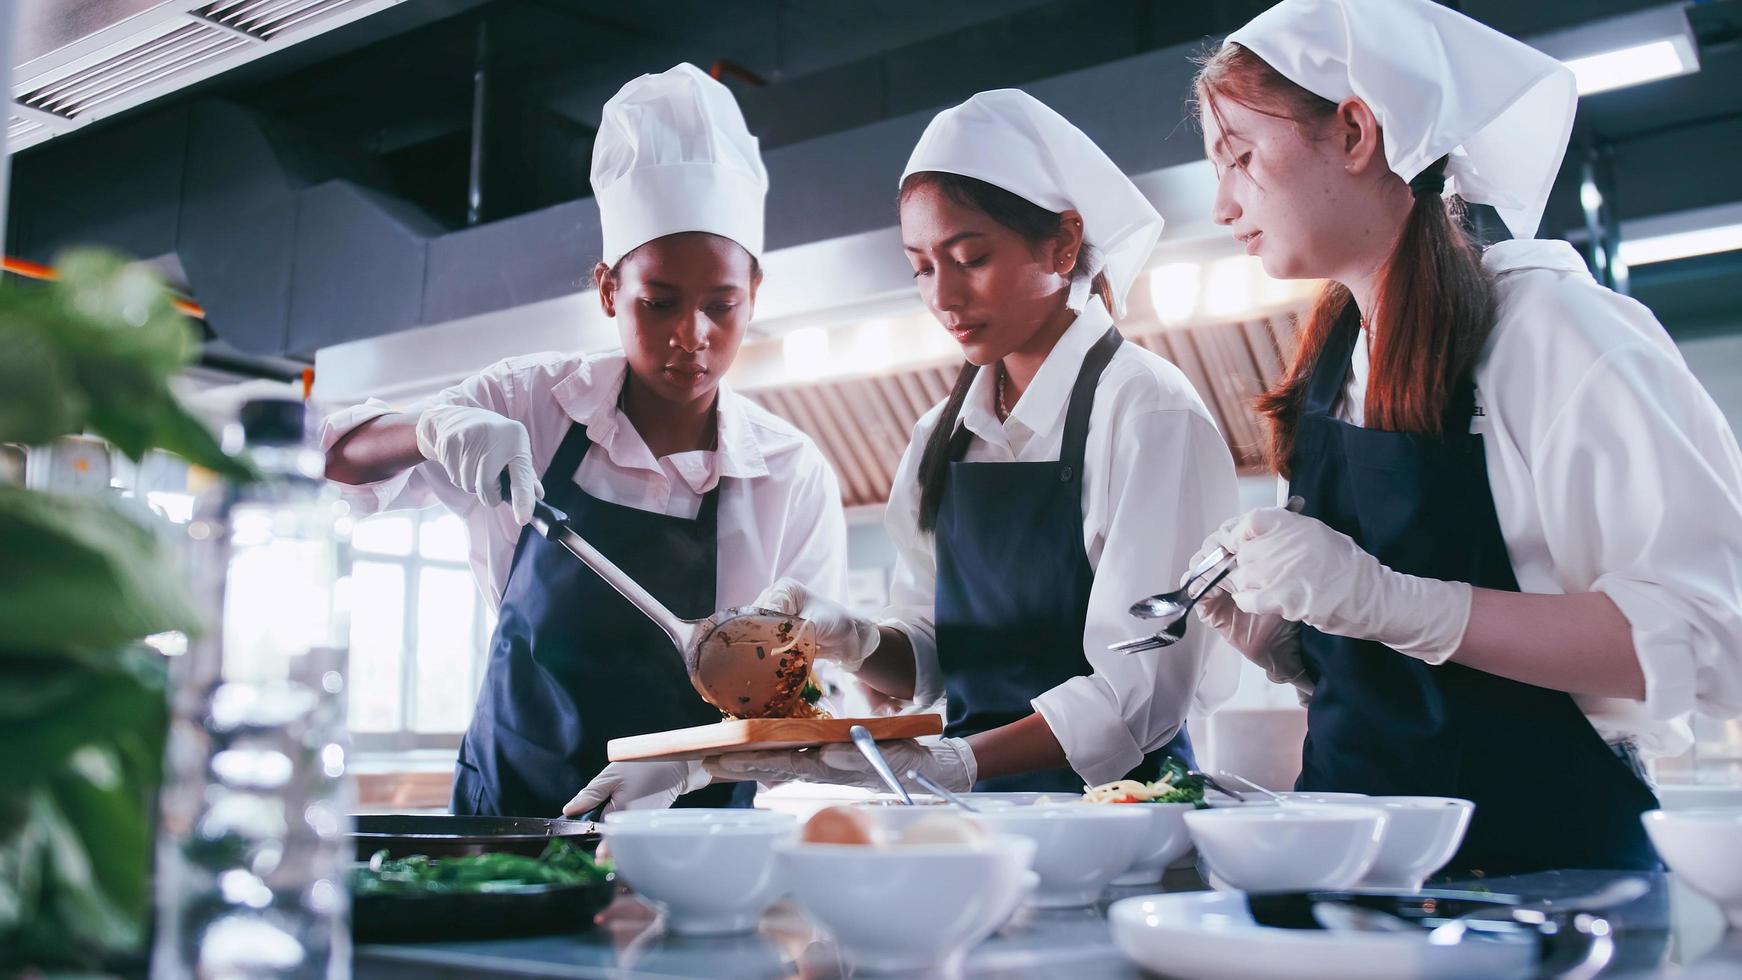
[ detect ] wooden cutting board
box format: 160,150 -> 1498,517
607,714 -> 944,762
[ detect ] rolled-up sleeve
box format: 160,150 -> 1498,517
318,359 -> 528,518
1533,343 -> 1742,723
1032,408 -> 1240,786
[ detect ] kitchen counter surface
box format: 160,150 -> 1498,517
355,867 -> 1742,978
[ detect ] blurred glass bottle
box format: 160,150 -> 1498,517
154,397 -> 354,979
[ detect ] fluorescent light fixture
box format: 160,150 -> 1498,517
1565,39 -> 1689,96
1588,202 -> 1742,267
1149,262 -> 1202,326
1532,4 -> 1700,97
1620,224 -> 1742,266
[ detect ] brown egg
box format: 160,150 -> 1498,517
802,805 -> 882,846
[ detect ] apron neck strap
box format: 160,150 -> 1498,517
546,419 -> 595,485
1058,326 -> 1124,481
945,324 -> 1124,476
1302,305 -> 1363,419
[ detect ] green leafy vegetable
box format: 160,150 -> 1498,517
1151,758 -> 1207,806
352,841 -> 612,896
0,250 -> 252,972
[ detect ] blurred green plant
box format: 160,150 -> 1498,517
0,250 -> 253,970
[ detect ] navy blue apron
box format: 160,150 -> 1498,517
1289,309 -> 1660,874
934,326 -> 1195,792
452,419 -> 753,816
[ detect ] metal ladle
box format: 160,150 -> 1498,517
500,472 -> 815,718
1111,497 -> 1305,654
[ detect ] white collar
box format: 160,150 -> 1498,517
958,299 -> 1116,445
549,352 -> 769,489
1483,238 -> 1593,278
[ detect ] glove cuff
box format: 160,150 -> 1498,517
1382,575 -> 1473,665
942,737 -> 978,792
822,617 -> 882,673
413,404 -> 449,461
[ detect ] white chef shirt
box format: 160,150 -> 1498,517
1334,238 -> 1742,757
319,350 -> 848,612
882,299 -> 1243,786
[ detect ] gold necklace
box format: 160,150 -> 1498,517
995,364 -> 1012,421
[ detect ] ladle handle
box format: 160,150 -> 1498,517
849,725 -> 913,805
500,471 -> 693,650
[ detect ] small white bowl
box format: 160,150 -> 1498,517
1106,803 -> 1196,886
1185,804 -> 1388,892
1208,790 -> 1373,808
1350,797 -> 1473,890
973,804 -> 1152,907
602,809 -> 797,935
775,834 -> 1036,974
847,802 -> 977,835
1643,807 -> 1742,928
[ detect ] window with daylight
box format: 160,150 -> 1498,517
345,506 -> 494,751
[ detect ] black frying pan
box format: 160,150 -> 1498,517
350,813 -> 600,861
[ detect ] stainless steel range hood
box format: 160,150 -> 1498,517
9,0 -> 405,153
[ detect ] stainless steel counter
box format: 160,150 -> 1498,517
355,868 -> 1742,978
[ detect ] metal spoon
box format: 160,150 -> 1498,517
907,769 -> 978,812
1112,497 -> 1305,654
1188,769 -> 1251,803
849,724 -> 913,805
1218,769 -> 1286,804
498,472 -> 815,717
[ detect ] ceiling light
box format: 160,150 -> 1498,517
1531,4 -> 1700,97
1619,224 -> 1742,266
1564,39 -> 1691,96
1614,202 -> 1742,266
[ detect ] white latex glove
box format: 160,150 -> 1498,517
415,404 -> 544,526
754,577 -> 881,672
704,737 -> 977,793
1184,536 -> 1313,698
561,761 -> 709,818
1215,506 -> 1473,665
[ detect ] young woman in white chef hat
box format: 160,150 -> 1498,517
707,89 -> 1241,795
1189,0 -> 1742,873
322,63 -> 847,818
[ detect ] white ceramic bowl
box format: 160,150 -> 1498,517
1347,797 -> 1473,890
1208,790 -> 1372,808
1105,803 -> 1195,886
1184,804 -> 1388,892
602,809 -> 797,935
847,802 -> 978,835
775,834 -> 1036,974
972,804 -> 1152,907
1643,807 -> 1742,928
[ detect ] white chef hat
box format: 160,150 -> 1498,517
901,89 -> 1164,317
1225,0 -> 1577,240
591,62 -> 768,267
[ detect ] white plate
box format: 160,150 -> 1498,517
1108,892 -> 1535,980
